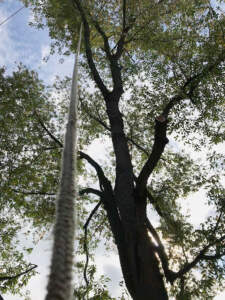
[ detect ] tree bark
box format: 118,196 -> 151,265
103,95 -> 168,300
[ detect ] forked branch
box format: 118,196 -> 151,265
172,234 -> 225,282
72,0 -> 109,98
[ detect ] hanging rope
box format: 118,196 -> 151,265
45,24 -> 82,300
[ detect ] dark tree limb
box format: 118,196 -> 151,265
162,95 -> 184,118
78,151 -> 110,192
136,117 -> 169,196
72,0 -> 109,98
78,151 -> 131,293
90,16 -> 111,60
83,199 -> 103,287
78,170 -> 125,290
0,264 -> 37,282
172,234 -> 225,282
34,110 -> 109,196
34,110 -> 63,148
79,188 -> 102,197
89,1 -> 128,61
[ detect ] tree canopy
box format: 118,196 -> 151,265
1,0 -> 225,299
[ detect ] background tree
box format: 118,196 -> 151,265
0,65 -> 51,298
2,0 -> 224,299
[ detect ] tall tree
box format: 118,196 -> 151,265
13,0 -> 225,299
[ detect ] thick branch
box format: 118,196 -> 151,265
202,251 -> 225,260
79,167 -> 127,290
80,4 -> 124,95
162,95 -> 184,118
0,264 -> 37,282
136,117 -> 169,195
77,151 -> 132,292
83,199 -> 103,286
139,52 -> 225,189
136,53 -> 225,194
78,151 -> 110,192
90,17 -> 111,60
72,0 -> 109,98
79,188 -> 102,197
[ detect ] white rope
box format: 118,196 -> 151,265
45,24 -> 82,300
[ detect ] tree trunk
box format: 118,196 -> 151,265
116,196 -> 168,300
103,95 -> 168,300
133,225 -> 168,300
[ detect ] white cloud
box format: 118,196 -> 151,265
28,8 -> 35,24
41,44 -> 50,63
215,291 -> 225,300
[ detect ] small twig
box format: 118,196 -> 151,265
34,110 -> 63,148
11,189 -> 56,196
212,211 -> 223,234
122,0 -> 126,31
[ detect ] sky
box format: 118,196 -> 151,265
0,1 -> 224,300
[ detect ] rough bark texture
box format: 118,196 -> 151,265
102,95 -> 169,300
